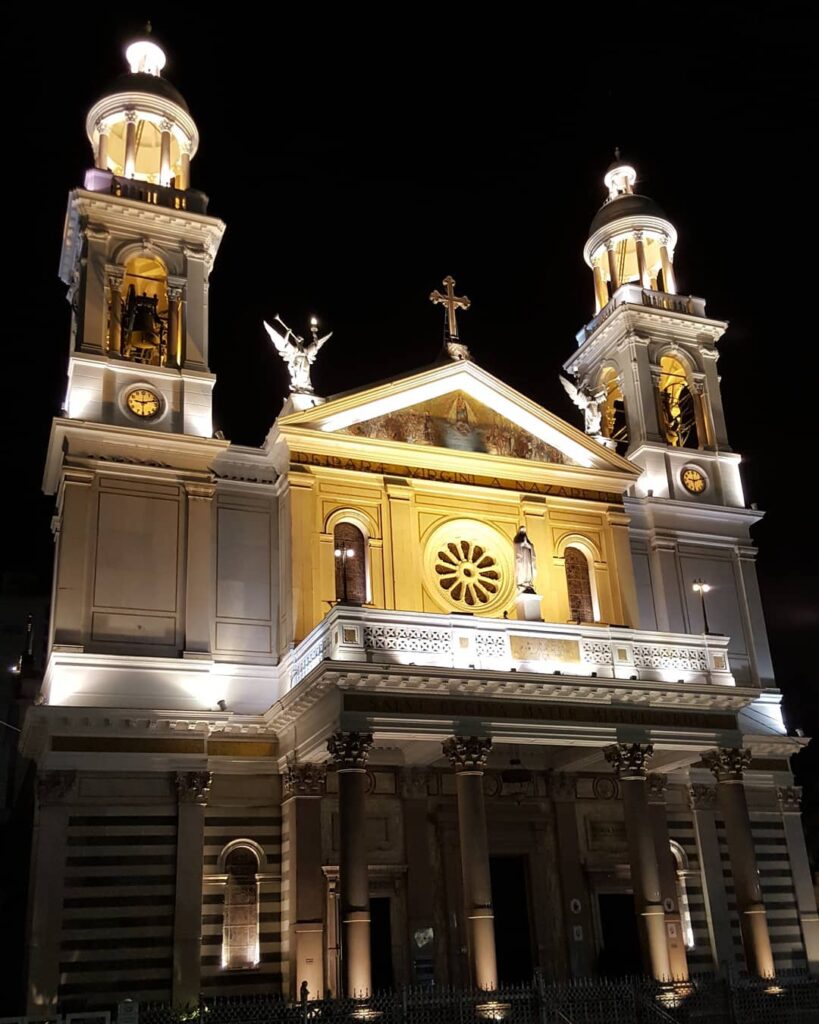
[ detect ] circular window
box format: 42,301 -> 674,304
423,519 -> 515,615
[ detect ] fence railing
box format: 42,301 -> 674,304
130,971 -> 819,1024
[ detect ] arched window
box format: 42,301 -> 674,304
118,254 -> 170,366
223,846 -> 259,970
334,522 -> 367,604
657,355 -> 699,449
564,547 -> 594,623
600,367 -> 628,453
670,842 -> 695,949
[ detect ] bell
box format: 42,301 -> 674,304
123,286 -> 162,358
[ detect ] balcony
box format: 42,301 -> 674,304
290,605 -> 735,691
576,284 -> 708,345
83,167 -> 210,214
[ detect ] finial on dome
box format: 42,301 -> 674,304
125,28 -> 167,77
614,146 -> 621,162
603,150 -> 637,201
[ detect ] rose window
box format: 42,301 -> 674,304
434,540 -> 501,607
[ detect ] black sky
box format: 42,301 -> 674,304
4,7 -> 818,734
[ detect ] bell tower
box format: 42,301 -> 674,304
563,155 -> 774,688
60,30 -> 225,437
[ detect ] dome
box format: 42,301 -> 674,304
589,193 -> 668,235
96,72 -> 190,114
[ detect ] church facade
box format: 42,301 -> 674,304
22,34 -> 819,1013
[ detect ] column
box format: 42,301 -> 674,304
551,774 -> 595,978
647,774 -> 689,981
606,240 -> 619,294
184,484 -> 214,654
283,764 -> 327,999
604,743 -> 671,981
659,236 -> 677,294
443,735 -> 497,991
123,111 -> 138,178
179,141 -> 192,190
106,266 -> 124,356
95,121 -> 110,170
689,783 -> 734,971
327,731 -> 373,998
591,256 -> 608,312
27,772 -> 76,1014
160,119 -> 173,186
634,231 -> 648,287
703,748 -> 774,977
173,771 -> 211,1005
401,770 -> 438,984
778,787 -> 819,974
166,283 -> 183,368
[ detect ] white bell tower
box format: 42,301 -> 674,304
59,30 -> 225,437
563,155 -> 775,688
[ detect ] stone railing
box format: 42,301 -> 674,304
83,167 -> 210,214
289,605 -> 735,689
576,283 -> 708,344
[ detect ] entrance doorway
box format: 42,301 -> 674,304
490,855 -> 533,983
597,893 -> 642,976
370,896 -> 394,992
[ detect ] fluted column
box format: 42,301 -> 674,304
704,748 -> 774,977
106,266 -> 124,356
647,774 -> 689,980
327,731 -> 373,997
659,236 -> 677,294
443,735 -> 497,990
606,240 -> 619,294
159,119 -> 173,186
634,230 -> 648,287
283,764 -> 327,999
592,256 -> 608,312
604,743 -> 671,981
95,121 -> 110,170
778,787 -> 819,973
123,111 -> 138,178
166,283 -> 183,368
173,771 -> 211,1005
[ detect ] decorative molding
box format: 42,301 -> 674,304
282,762 -> 326,798
647,773 -> 668,802
175,770 -> 212,804
689,783 -> 717,810
326,731 -> 373,770
703,747 -> 752,782
777,785 -> 802,813
36,770 -> 77,805
443,735 -> 492,773
603,742 -> 654,779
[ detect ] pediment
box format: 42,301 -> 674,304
277,360 -> 636,477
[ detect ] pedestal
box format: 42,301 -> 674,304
515,591 -> 543,622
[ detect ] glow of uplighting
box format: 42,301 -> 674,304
125,39 -> 167,77
67,389 -> 94,420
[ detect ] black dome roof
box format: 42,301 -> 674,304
98,72 -> 189,114
589,193 -> 667,235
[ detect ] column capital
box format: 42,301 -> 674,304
647,773 -> 668,803
633,229 -> 645,242
105,263 -> 124,286
777,785 -> 802,813
603,742 -> 654,779
689,782 -> 717,810
95,118 -> 111,136
605,239 -> 617,253
443,735 -> 492,774
184,482 -> 216,501
176,770 -> 212,804
159,118 -> 174,134
283,762 -> 326,798
36,770 -> 76,805
124,109 -> 139,125
703,747 -> 752,782
327,730 -> 373,771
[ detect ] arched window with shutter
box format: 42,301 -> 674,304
222,846 -> 259,969
333,522 -> 367,604
564,546 -> 594,623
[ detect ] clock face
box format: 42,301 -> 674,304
682,468 -> 706,494
126,388 -> 161,418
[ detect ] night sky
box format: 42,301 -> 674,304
4,10 -> 817,741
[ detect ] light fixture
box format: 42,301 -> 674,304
334,546 -> 356,603
692,578 -> 713,634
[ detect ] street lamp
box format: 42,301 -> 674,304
334,546 -> 355,603
692,579 -> 712,635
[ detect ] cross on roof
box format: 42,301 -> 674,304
429,275 -> 471,340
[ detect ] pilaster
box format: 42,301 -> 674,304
172,770 -> 212,1005
777,786 -> 819,974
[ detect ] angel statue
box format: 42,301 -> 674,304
263,314 -> 332,394
560,375 -> 604,437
